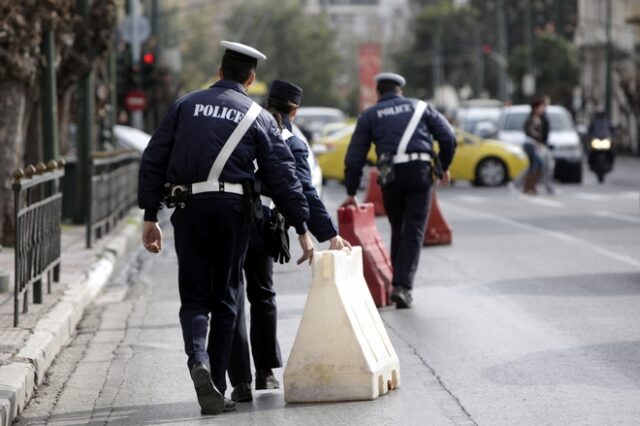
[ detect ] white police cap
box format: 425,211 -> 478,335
220,40 -> 267,61
374,72 -> 406,87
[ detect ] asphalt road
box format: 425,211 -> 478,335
17,157 -> 640,425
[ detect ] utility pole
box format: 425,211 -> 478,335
40,30 -> 59,161
473,24 -> 484,96
496,0 -> 507,101
76,0 -> 94,225
604,0 -> 613,118
128,0 -> 144,130
432,20 -> 443,95
522,0 -> 535,99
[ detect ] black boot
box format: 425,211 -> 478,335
231,382 -> 253,402
255,369 -> 280,390
390,286 -> 413,309
190,363 -> 224,415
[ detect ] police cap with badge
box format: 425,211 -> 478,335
164,41 -> 267,210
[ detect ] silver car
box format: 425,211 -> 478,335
496,105 -> 583,183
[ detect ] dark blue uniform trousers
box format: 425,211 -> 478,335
228,216 -> 283,387
171,195 -> 250,395
381,161 -> 433,290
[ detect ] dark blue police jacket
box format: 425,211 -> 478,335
138,79 -> 310,234
344,93 -> 457,196
278,117 -> 337,242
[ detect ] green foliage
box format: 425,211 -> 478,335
398,0 -> 578,102
224,0 -> 340,107
396,0 -> 479,98
509,33 -> 578,106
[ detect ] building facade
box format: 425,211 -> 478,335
575,0 -> 639,153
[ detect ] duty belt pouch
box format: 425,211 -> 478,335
432,155 -> 444,180
377,153 -> 396,186
241,181 -> 263,225
163,183 -> 191,209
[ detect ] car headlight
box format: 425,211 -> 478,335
590,138 -> 611,150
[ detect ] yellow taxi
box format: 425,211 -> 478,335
448,129 -> 529,186
313,126 -> 528,186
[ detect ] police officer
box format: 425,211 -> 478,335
342,72 -> 456,309
139,41 -> 315,415
227,80 -> 351,403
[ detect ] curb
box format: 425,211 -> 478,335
0,214 -> 141,426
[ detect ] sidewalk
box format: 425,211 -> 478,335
0,214 -> 142,426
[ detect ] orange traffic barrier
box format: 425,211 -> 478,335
363,168 -> 386,216
338,203 -> 393,307
423,190 -> 452,246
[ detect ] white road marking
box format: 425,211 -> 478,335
442,201 -> 640,269
593,210 -> 640,224
572,192 -> 608,201
456,195 -> 486,204
522,197 -> 564,208
620,191 -> 640,200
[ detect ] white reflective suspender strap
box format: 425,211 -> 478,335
395,100 -> 427,156
206,102 -> 262,182
281,128 -> 294,141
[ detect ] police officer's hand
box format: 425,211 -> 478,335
142,221 -> 162,254
438,170 -> 451,188
329,235 -> 352,251
340,196 -> 358,208
296,232 -> 315,265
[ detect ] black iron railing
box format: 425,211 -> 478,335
13,160 -> 65,327
87,150 -> 139,248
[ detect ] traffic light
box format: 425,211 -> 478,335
140,50 -> 157,88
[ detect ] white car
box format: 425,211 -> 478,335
292,124 -> 323,198
114,124 -> 323,196
294,107 -> 346,142
496,105 -> 583,183
456,99 -> 503,138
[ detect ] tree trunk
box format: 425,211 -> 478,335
24,86 -> 42,167
0,79 -> 28,247
59,88 -> 75,156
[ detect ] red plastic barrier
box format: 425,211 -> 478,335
363,168 -> 386,217
423,190 -> 452,246
338,203 -> 393,307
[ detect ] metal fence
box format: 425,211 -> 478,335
87,150 -> 139,248
13,160 -> 65,327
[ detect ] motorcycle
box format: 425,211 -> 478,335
587,136 -> 614,183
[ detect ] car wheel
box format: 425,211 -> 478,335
475,157 -> 507,187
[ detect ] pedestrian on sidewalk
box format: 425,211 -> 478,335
138,41 -> 315,416
341,72 -> 457,309
227,80 -> 352,403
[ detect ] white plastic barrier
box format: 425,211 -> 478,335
284,247 -> 400,403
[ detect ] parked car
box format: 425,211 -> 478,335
455,99 -> 503,138
496,105 -> 583,183
114,124 -> 323,196
312,124 -> 376,182
292,124 -> 323,197
312,125 -> 527,187
113,124 -> 151,152
449,129 -> 528,187
295,107 -> 346,142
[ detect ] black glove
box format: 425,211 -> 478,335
265,209 -> 291,264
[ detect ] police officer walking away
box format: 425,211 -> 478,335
342,72 -> 456,309
228,80 -> 351,403
138,41 -> 315,415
